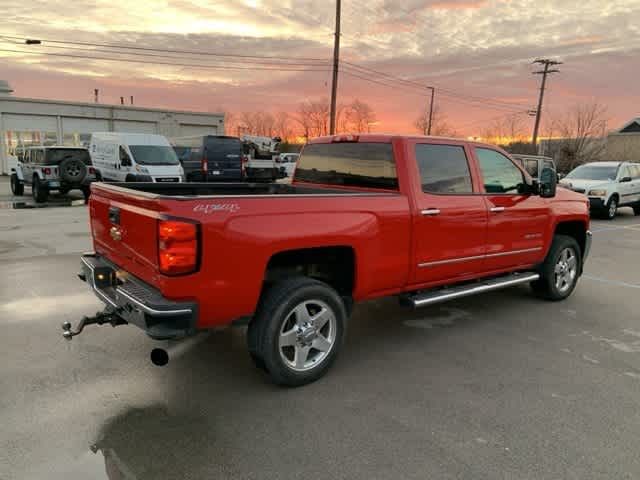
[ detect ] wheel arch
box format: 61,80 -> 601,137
553,220 -> 588,270
261,246 -> 356,301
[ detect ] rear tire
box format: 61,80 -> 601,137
531,234 -> 581,301
633,203 -> 640,216
10,174 -> 24,196
32,178 -> 49,203
249,277 -> 347,387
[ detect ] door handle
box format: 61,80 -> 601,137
421,208 -> 441,216
490,206 -> 505,213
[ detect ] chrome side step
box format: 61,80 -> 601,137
404,271 -> 540,308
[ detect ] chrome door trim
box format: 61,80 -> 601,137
418,247 -> 543,268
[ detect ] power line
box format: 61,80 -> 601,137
456,110 -> 529,131
340,68 -> 428,96
0,48 -> 330,72
0,38 -> 330,67
343,60 -> 528,111
0,33 -> 328,62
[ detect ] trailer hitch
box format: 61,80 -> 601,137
62,309 -> 127,340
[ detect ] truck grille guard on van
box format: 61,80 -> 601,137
64,253 -> 197,340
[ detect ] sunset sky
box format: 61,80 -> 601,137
2,0 -> 639,137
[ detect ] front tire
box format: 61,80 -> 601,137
32,178 -> 49,203
10,174 -> 24,196
604,196 -> 618,220
250,277 -> 347,387
531,234 -> 581,301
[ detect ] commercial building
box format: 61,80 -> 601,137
606,118 -> 640,161
0,81 -> 224,174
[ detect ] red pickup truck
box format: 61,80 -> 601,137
69,134 -> 591,386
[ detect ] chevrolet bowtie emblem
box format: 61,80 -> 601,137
110,226 -> 123,241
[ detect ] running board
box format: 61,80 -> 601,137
403,272 -> 540,308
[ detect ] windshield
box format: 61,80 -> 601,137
566,165 -> 618,181
45,148 -> 91,165
129,145 -> 180,165
295,142 -> 398,190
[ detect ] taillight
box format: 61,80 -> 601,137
43,167 -> 52,175
158,220 -> 199,275
88,167 -> 96,175
201,156 -> 208,174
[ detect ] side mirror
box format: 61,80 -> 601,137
539,167 -> 557,198
620,176 -> 632,183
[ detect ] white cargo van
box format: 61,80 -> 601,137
90,133 -> 184,183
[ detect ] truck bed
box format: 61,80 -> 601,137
99,182 -> 392,198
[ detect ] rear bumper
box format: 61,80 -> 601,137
79,254 -> 197,340
245,167 -> 282,180
43,176 -> 95,189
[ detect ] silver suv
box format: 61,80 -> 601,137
10,146 -> 97,203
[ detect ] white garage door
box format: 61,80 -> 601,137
179,124 -> 218,137
62,117 -> 109,134
3,114 -> 58,132
113,120 -> 157,134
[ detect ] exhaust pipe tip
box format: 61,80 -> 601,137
150,348 -> 169,367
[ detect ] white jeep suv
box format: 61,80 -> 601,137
560,161 -> 640,219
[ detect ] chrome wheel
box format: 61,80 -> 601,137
608,198 -> 617,219
278,299 -> 336,372
554,247 -> 577,294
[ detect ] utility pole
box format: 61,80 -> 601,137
427,87 -> 435,135
94,89 -> 99,103
329,0 -> 341,135
531,58 -> 561,147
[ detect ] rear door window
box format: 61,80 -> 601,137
295,142 -> 398,190
415,144 -> 473,194
204,137 -> 242,166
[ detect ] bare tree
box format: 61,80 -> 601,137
295,98 -> 330,138
274,111 -> 293,142
414,105 -> 457,137
554,102 -> 608,171
349,99 -> 377,133
482,113 -> 527,146
237,111 -> 276,137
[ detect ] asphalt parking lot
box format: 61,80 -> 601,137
1,176 -> 640,479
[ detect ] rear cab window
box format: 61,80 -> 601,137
295,142 -> 398,190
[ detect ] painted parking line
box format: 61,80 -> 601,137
591,223 -> 640,233
583,275 -> 640,289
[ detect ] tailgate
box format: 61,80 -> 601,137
89,186 -> 161,281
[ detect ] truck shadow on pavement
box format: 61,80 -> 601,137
87,284 -> 549,479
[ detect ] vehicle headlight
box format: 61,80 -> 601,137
135,165 -> 149,174
588,189 -> 607,197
